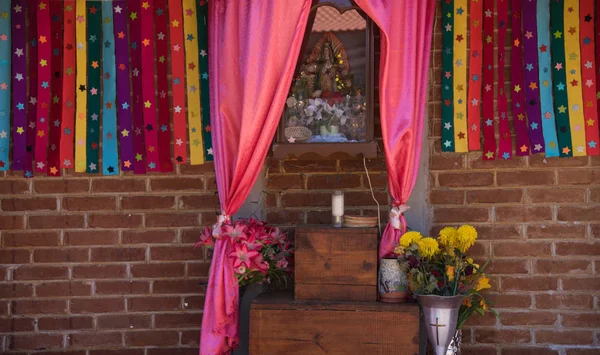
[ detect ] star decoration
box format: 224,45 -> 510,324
484,151 -> 494,159
570,79 -> 578,87
130,12 -> 137,20
589,141 -> 597,148
525,31 -> 533,39
562,146 -> 571,155
539,44 -> 547,52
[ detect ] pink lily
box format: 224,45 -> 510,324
229,243 -> 259,269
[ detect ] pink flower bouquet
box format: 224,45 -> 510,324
195,219 -> 294,287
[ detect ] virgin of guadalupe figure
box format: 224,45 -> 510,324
315,43 -> 337,93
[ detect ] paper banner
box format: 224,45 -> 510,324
24,4 -> 37,177
155,0 -> 173,171
140,0 -> 160,172
1,1 -> 14,172
466,0 -> 482,151
128,0 -> 146,174
563,0 -> 586,156
183,0 -> 204,164
35,0 -> 51,173
441,0 -> 454,152
536,0 -> 560,157
522,0 -> 545,155
11,1 -> 26,170
48,0 -> 63,176
452,0 -> 467,152
102,0 -> 119,175
578,0 -> 599,156
169,0 -> 187,163
482,0 -> 496,160
497,0 -> 511,160
86,1 -> 101,173
197,0 -> 213,161
113,0 -> 134,171
511,0 -> 531,156
60,1 -> 76,169
74,0 -> 87,171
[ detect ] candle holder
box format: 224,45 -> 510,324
332,190 -> 344,228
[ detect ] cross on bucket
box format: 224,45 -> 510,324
429,317 -> 446,346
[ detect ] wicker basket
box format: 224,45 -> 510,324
285,126 -> 312,143
343,215 -> 378,228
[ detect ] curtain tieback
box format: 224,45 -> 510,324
389,204 -> 410,233
212,212 -> 231,237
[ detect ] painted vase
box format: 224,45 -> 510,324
416,294 -> 465,355
378,257 -> 408,303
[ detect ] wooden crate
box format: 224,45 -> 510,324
294,226 -> 378,302
250,292 -> 420,355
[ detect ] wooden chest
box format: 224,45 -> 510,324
294,226 -> 378,302
250,292 -> 420,355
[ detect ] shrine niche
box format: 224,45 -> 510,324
272,1 -> 377,159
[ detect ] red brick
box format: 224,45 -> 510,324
559,207 -> 600,221
150,177 -> 203,191
97,314 -> 152,330
343,191 -> 388,206
13,266 -> 68,280
2,197 -> 57,211
70,298 -> 125,314
34,179 -> 90,194
2,231 -> 60,247
438,172 -> 494,187
36,282 -> 92,297
536,294 -> 593,310
433,207 -> 490,223
145,212 -> 199,227
180,331 -> 201,346
11,300 -> 67,315
0,317 -> 35,332
497,170 -> 555,186
64,230 -> 119,245
267,175 -> 305,189
534,260 -> 592,274
306,210 -> 338,224
0,180 -> 29,194
500,311 -> 557,326
557,169 -> 600,185
431,154 -> 464,170
90,350 -> 145,355
493,241 -> 551,257
179,162 -> 215,174
283,160 -> 337,173
181,228 -> 204,244
529,154 -> 589,167
307,174 -> 361,189
466,189 -> 523,204
153,279 -> 205,294
62,197 -> 117,211
205,176 -> 217,191
566,351 -> 600,355
123,229 -> 176,244
183,295 -> 205,309
186,262 -> 211,277
561,313 -> 600,327
474,329 -> 531,344
469,225 -> 522,240
8,334 -> 64,350
0,215 -> 26,230
131,263 -> 184,278
266,210 -> 305,225
33,248 -> 89,263
591,223 -> 600,238
526,224 -> 586,239
125,330 -> 179,347
72,265 -> 127,279
28,214 -> 85,229
281,192 -> 330,207
461,346 -> 497,355
122,196 -> 175,210
37,316 -> 93,330
502,277 -> 558,291
0,249 -> 30,264
150,246 -> 203,261
91,247 -> 146,262
495,206 -> 552,222
535,330 -> 594,345
127,296 -> 181,311
95,280 -> 150,295
527,188 -> 586,203
590,188 -> 600,203
561,277 -> 600,291
485,259 -> 529,274
155,313 -> 203,328
179,194 -> 220,209
363,173 -> 387,189
463,311 -> 497,326
88,213 -> 143,228
500,348 -> 559,355
68,332 -> 123,348
556,242 -> 600,256
91,179 -> 146,193
468,154 -> 528,169
0,283 -> 33,298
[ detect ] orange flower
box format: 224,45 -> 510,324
463,297 -> 472,307
480,299 -> 488,311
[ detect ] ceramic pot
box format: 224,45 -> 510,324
416,294 -> 465,355
378,258 -> 408,303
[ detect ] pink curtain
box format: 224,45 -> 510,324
201,1 -> 311,354
354,0 -> 436,258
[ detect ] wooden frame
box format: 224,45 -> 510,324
272,0 -> 377,160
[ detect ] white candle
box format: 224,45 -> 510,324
332,191 -> 344,217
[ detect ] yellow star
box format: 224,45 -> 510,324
104,17 -> 110,24
0,12 -> 7,19
142,38 -> 150,47
517,113 -> 525,121
144,100 -> 151,108
585,101 -> 593,108
142,2 -> 150,9
121,129 -> 129,137
549,141 -> 557,149
485,151 -> 494,159
39,2 -> 47,10
457,84 -> 464,92
16,126 -> 24,134
172,19 -> 179,27
473,20 -> 479,27
514,85 -> 521,93
485,35 -> 492,44
587,119 -> 595,126
554,30 -> 562,39
40,59 -> 47,67
558,105 -> 567,113
542,80 -> 549,87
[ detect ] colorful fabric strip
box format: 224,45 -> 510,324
140,0 -> 160,172
482,0 -> 496,160
197,0 -> 213,161
74,0 -> 87,171
35,0 -> 51,173
155,0 -> 173,171
60,1 -> 76,169
452,0 -> 467,152
578,0 -> 599,155
183,0 -> 204,164
86,1 -> 101,173
522,0 -> 545,155
597,0 -> 600,138
169,0 -> 187,163
441,0 -> 454,152
536,0 -> 560,157
24,5 -> 37,177
550,0 -> 573,156
48,0 -> 63,176
102,0 -> 119,175
497,0 -> 511,160
466,0 -> 482,151
511,0 -> 531,156
0,1 -> 9,171
128,0 -> 146,174
563,0 -> 586,156
113,0 -> 134,171
10,1 -> 25,171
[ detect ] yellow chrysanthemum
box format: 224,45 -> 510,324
446,265 -> 455,281
438,226 -> 458,248
400,231 -> 423,248
456,225 -> 478,253
417,237 -> 440,258
476,276 -> 491,291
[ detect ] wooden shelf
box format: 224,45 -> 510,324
271,142 -> 378,160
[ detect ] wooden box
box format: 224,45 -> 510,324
294,226 -> 378,302
250,292 -> 420,355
